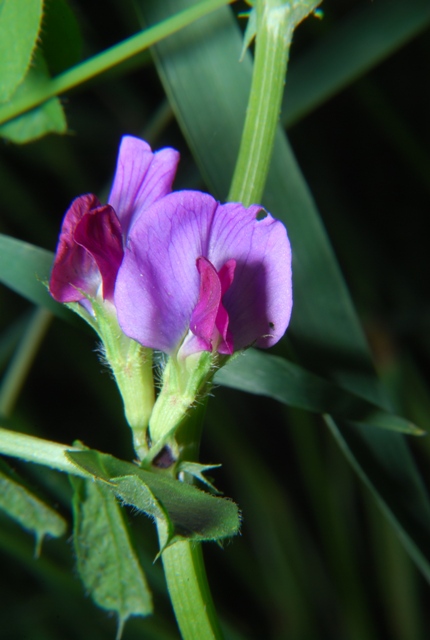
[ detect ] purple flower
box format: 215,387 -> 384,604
115,190 -> 292,358
49,136 -> 179,306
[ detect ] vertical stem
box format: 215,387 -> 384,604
155,397 -> 223,639
228,0 -> 320,206
160,524 -> 224,640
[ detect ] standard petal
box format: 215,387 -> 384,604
115,191 -> 219,354
74,204 -> 124,301
49,194 -> 102,303
108,136 -> 180,237
115,190 -> 292,355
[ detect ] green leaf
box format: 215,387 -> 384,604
0,234 -> 73,323
67,449 -> 240,545
215,349 -> 423,435
0,459 -> 67,554
0,0 -> 43,102
0,50 -> 67,143
71,475 -> 152,637
41,0 -> 83,76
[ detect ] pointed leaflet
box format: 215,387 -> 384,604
0,459 -> 66,555
67,449 -> 240,544
71,475 -> 152,635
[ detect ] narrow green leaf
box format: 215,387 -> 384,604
71,476 -> 153,637
0,234 -> 73,323
0,50 -> 67,143
215,350 -> 423,435
0,459 -> 67,554
0,0 -> 43,102
67,449 -> 240,544
327,419 -> 430,583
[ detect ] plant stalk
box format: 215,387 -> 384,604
228,0 -> 320,206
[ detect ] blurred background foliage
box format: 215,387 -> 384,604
1,0 -> 430,638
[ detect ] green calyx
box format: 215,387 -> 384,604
66,297 -> 155,461
144,350 -> 227,468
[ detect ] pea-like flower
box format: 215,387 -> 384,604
115,190 -> 292,358
49,136 -> 179,308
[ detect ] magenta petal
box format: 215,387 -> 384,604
49,194 -> 102,303
74,205 -> 124,301
215,259 -> 236,355
190,257 -> 222,351
108,136 -> 180,237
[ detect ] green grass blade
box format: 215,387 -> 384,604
215,350 -> 423,435
327,418 -> 430,583
0,233 -> 72,322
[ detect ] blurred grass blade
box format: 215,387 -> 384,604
0,459 -> 67,555
0,0 -> 43,102
216,350 -> 423,435
71,475 -> 153,637
0,234 -> 72,322
327,418 -> 430,583
283,0 -> 430,127
139,0 -> 430,582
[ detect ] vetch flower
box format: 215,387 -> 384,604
114,189 -> 292,460
49,136 -> 179,309
115,190 -> 292,359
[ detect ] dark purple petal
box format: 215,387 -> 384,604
115,190 -> 292,356
49,194 -> 102,303
108,136 -> 180,237
74,204 -> 124,301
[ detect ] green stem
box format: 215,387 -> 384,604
159,528 -> 224,640
0,0 -> 232,127
0,427 -> 87,477
228,0 -> 320,206
0,308 -> 52,417
156,401 -> 221,640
